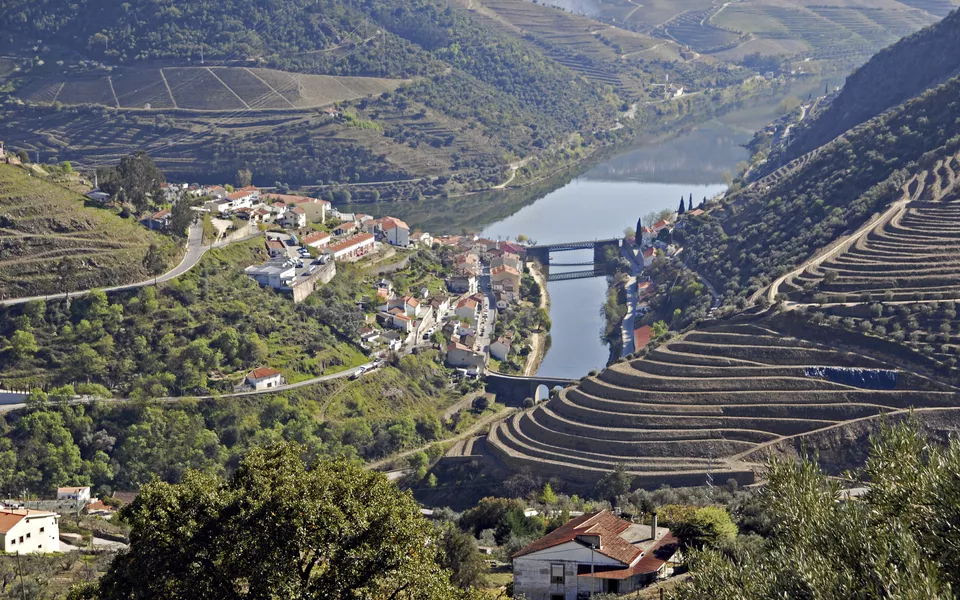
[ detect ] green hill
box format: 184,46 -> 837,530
780,8 -> 960,162
0,163 -> 178,298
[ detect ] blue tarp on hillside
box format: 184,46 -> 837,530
805,366 -> 898,390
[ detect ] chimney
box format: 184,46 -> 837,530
650,513 -> 658,540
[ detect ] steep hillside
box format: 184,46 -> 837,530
680,73 -> 960,303
0,163 -> 178,298
0,0 -> 766,191
486,317 -> 960,486
779,8 -> 960,162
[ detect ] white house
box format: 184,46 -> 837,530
324,233 -> 375,261
245,262 -> 296,289
382,217 -> 410,246
512,510 -> 679,599
245,367 -> 284,390
57,486 -> 91,504
0,509 -> 60,554
281,207 -> 307,229
446,342 -> 486,370
386,296 -> 424,318
455,297 -> 480,323
490,335 -> 513,361
303,231 -> 331,249
447,271 -> 478,295
381,330 -> 403,351
642,247 -> 656,268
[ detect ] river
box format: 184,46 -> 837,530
347,80 -> 830,377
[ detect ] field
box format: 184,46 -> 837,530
547,0 -> 948,69
484,318 -> 960,486
16,67 -> 407,111
0,163 -> 179,299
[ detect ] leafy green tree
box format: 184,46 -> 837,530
9,409 -> 85,492
673,422 -> 960,599
439,525 -> 488,589
100,151 -> 165,212
595,463 -> 632,505
82,443 -> 466,600
672,506 -> 738,550
539,482 -> 558,505
8,329 -> 39,359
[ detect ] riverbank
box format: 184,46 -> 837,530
524,261 -> 550,376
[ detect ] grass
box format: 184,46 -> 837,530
0,163 -> 180,299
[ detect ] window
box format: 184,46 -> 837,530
551,564 -> 565,585
19,536 -> 24,543
26,533 -> 30,539
39,527 -> 44,533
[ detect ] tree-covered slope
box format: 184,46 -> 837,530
782,8 -> 960,161
681,73 -> 960,304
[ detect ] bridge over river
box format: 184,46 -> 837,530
525,238 -> 622,281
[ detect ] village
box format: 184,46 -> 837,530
120,180 -> 542,386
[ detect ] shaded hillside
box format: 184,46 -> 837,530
0,164 -> 178,298
780,8 -> 960,162
681,73 -> 960,301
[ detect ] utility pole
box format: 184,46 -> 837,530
17,551 -> 26,600
590,543 -> 596,597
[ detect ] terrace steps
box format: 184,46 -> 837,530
485,318 -> 960,486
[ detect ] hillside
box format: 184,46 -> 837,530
778,7 -> 960,162
0,163 -> 178,298
0,0 -> 777,193
486,316 -> 960,485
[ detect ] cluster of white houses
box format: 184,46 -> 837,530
0,486 -> 121,554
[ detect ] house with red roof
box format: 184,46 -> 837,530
1,509 -> 60,554
381,216 -> 410,247
303,230 -> 331,249
512,510 -> 679,598
245,367 -> 284,390
641,247 -> 657,267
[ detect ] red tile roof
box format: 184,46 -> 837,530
150,209 -> 170,219
581,532 -> 679,579
642,247 -> 656,259
491,265 -> 520,277
303,231 -> 331,245
262,193 -> 326,205
248,367 -> 281,379
327,232 -> 375,253
652,219 -> 672,230
687,208 -> 704,217
513,510 -> 641,565
634,325 -> 655,351
381,216 -> 410,231
0,510 -> 56,534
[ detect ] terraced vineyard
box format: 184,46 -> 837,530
0,164 -> 178,298
784,155 -> 960,303
486,320 -> 959,486
16,67 -> 406,111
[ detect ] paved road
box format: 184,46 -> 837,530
0,223 -> 264,307
0,222 -> 206,307
0,362 -> 374,413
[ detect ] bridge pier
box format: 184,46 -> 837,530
485,372 -> 575,405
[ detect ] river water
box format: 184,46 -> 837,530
345,81 -> 830,377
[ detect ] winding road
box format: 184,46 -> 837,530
1,222 -> 257,307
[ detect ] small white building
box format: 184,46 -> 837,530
382,216 -> 410,247
245,367 -> 284,390
57,486 -> 92,504
281,207 -> 307,229
490,335 -> 513,361
455,297 -> 481,323
245,262 -> 296,289
325,233 -> 375,261
303,231 -> 331,249
0,509 -> 60,554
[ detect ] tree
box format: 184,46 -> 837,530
540,482 -> 558,505
236,168 -> 253,188
8,329 -> 39,360
439,525 -> 488,589
672,506 -> 738,550
472,396 -> 490,412
82,443 -> 467,600
169,196 -> 197,238
595,463 -> 632,505
688,193 -> 693,211
100,151 -> 165,212
678,196 -> 686,215
674,422 -> 960,599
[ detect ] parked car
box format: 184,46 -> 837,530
350,366 -> 367,380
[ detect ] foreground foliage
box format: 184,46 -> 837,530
71,443 -> 473,600
673,422 -> 960,599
